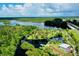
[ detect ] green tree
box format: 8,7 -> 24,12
21,42 -> 35,50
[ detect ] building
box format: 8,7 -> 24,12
59,43 -> 71,52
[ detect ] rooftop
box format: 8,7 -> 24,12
59,43 -> 70,48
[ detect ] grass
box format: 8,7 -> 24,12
12,17 -> 79,22
16,17 -> 55,22
0,20 -> 10,24
0,17 -> 79,23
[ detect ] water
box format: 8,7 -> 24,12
0,20 -> 58,29
51,37 -> 64,43
10,20 -> 56,29
0,22 -> 5,26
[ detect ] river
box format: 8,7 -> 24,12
0,20 -> 58,29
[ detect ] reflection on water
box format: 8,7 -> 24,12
0,20 -> 58,29
10,20 -> 57,29
10,20 -> 44,28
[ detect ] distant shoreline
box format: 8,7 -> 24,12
0,17 -> 79,23
0,16 -> 79,18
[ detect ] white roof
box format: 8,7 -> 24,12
59,43 -> 70,48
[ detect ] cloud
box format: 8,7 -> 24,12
0,3 -> 79,17
0,4 -> 22,17
35,3 -> 79,17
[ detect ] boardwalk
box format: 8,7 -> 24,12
67,22 -> 79,30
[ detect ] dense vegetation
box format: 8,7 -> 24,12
0,25 -> 79,56
62,29 -> 79,56
20,28 -> 79,56
27,29 -> 58,40
20,29 -> 69,56
0,17 -> 79,56
0,25 -> 37,56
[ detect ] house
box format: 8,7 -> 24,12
59,43 -> 72,52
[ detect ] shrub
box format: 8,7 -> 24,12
21,42 -> 34,50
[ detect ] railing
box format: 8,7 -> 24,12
67,22 -> 79,30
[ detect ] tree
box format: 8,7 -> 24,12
25,48 -> 41,56
25,48 -> 49,56
21,42 -> 35,50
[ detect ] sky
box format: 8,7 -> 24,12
0,3 -> 79,17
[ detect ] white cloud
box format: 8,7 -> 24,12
23,3 -> 32,8
14,5 -> 23,10
8,4 -> 14,8
2,5 -> 8,10
0,3 -> 79,17
45,8 -> 53,12
0,4 -> 23,17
